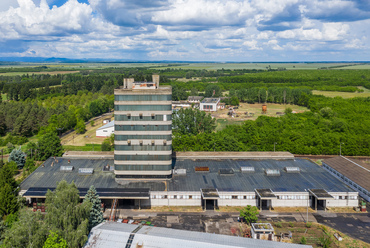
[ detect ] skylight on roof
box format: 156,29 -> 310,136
240,167 -> 255,173
60,166 -> 74,172
285,167 -> 300,173
78,168 -> 94,175
265,169 -> 280,176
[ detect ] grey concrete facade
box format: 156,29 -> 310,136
114,75 -> 172,178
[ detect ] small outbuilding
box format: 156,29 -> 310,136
96,120 -> 114,137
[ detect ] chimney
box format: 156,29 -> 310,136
152,74 -> 160,88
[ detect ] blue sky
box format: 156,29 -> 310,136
0,0 -> 369,61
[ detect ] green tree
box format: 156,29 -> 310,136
38,132 -> 63,160
45,180 -> 91,248
101,139 -> 111,151
83,185 -> 104,230
0,184 -> 18,217
205,84 -> 221,97
3,209 -> 48,248
239,205 -> 258,224
90,120 -> 95,127
75,119 -> 86,134
300,236 -> 307,244
172,108 -> 216,135
43,231 -> 68,248
8,147 -> 26,169
284,107 -> 292,114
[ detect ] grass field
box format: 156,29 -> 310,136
1,94 -> 7,101
61,113 -> 113,147
152,63 -> 360,71
0,70 -> 80,76
313,87 -> 370,98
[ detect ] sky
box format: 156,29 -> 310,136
0,0 -> 370,61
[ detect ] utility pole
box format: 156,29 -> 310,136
305,189 -> 309,223
340,142 -> 344,156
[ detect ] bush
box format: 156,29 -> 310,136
300,236 -> 307,244
101,140 -> 111,151
275,222 -> 282,228
239,205 -> 258,224
289,222 -> 294,227
306,222 -> 312,228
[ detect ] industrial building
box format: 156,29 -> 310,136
114,75 -> 172,179
322,156 -> 370,202
84,222 -> 312,248
20,152 -> 358,210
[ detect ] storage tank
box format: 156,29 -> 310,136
262,104 -> 267,113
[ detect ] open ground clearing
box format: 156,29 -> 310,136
0,70 -> 80,76
61,113 -> 113,149
313,87 -> 370,99
213,103 -> 309,131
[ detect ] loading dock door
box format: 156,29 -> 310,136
255,189 -> 277,211
201,188 -> 219,210
308,189 -> 333,211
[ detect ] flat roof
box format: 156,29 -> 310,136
85,222 -> 313,248
323,156 -> 370,191
308,189 -> 333,199
21,158 -> 354,195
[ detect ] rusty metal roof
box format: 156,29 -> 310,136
323,156 -> 370,191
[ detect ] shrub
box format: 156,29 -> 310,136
300,236 -> 307,244
275,222 -> 282,228
306,222 -> 312,228
289,222 -> 294,227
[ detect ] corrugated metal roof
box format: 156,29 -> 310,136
85,222 -> 313,248
323,156 -> 370,191
21,158 -> 353,194
97,120 -> 115,130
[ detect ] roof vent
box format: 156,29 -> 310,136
219,168 -> 234,175
265,169 -> 280,176
78,168 -> 94,175
195,166 -> 209,172
60,166 -> 74,172
240,167 -> 255,173
285,167 -> 300,173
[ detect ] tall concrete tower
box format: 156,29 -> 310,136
114,75 -> 172,179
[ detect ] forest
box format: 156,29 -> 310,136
0,66 -> 370,157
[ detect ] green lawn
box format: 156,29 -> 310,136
312,87 -> 370,99
63,144 -> 103,152
1,94 -> 7,101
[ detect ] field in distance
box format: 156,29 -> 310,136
313,87 -> 370,99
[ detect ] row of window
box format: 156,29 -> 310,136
277,195 -> 308,200
115,105 -> 172,111
152,195 -> 202,199
114,164 -> 172,171
115,95 -> 172,101
115,125 -> 172,131
202,105 -> 214,110
221,195 -> 256,200
115,135 -> 172,141
114,154 -> 172,161
115,115 -> 172,121
115,145 -> 172,151
323,163 -> 370,197
333,196 -> 357,200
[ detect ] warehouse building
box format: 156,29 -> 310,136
20,152 -> 358,210
84,222 -> 312,248
114,75 -> 172,179
322,156 -> 370,202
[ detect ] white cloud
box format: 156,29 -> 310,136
243,40 -> 262,50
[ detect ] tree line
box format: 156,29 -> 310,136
172,95 -> 370,156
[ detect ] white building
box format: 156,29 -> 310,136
96,121 -> 114,137
200,98 -> 220,112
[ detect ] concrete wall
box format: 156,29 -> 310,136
145,191 -> 358,208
